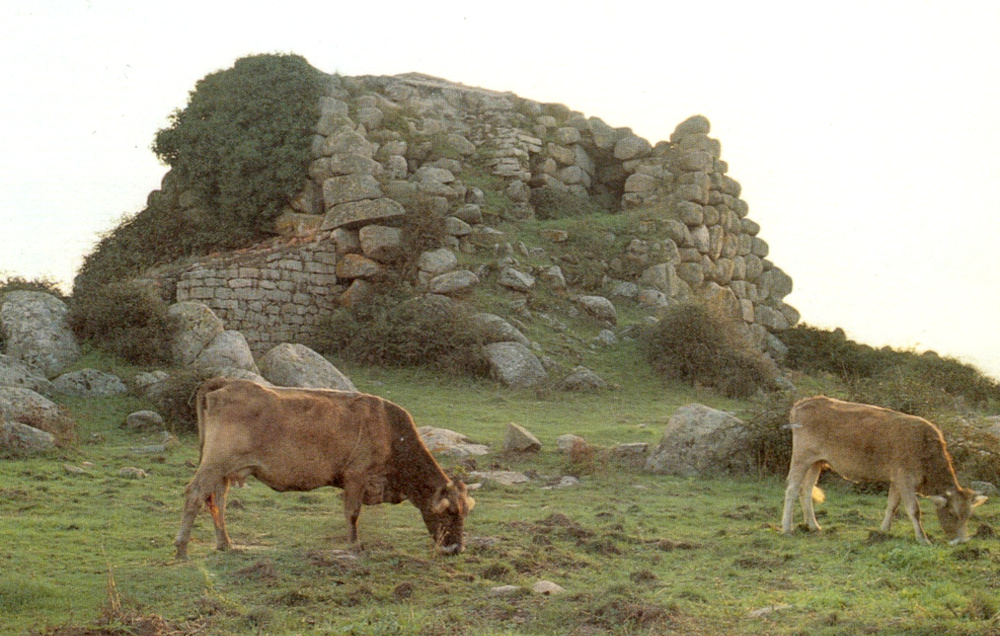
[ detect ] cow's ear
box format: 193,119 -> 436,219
972,494 -> 988,508
927,495 -> 949,508
466,496 -> 476,511
432,489 -> 451,514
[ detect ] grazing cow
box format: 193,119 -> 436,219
782,395 -> 986,544
174,378 -> 475,559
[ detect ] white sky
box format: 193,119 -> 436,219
1,0 -> 998,379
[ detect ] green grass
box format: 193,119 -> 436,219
2,358 -> 999,635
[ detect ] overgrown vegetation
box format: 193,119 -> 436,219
642,297 -> 779,398
67,280 -> 175,365
314,284 -> 490,377
0,275 -> 66,301
73,53 -> 324,295
530,185 -> 612,220
781,323 -> 1000,414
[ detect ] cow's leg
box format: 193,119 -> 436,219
881,483 -> 901,532
342,477 -> 364,545
782,460 -> 811,533
174,469 -> 226,560
799,462 -> 823,531
900,488 -> 931,544
206,478 -> 233,552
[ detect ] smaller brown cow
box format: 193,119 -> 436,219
174,378 -> 475,559
782,395 -> 986,544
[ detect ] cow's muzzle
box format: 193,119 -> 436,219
438,542 -> 464,555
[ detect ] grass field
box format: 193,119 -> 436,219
2,351 -> 999,635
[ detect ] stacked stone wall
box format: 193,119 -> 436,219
149,70 -> 800,362
175,239 -> 340,354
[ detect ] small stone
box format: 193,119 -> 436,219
119,467 -> 147,480
532,580 -> 565,595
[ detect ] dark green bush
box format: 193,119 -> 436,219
152,53 -> 324,240
75,54 -> 325,295
0,275 -> 67,301
156,368 -> 216,433
397,195 -> 449,275
781,324 -> 1000,409
741,390 -> 797,475
531,186 -> 609,220
641,299 -> 778,398
68,281 -> 176,365
314,289 -> 488,377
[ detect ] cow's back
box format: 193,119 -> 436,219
789,396 -> 932,483
199,381 -> 393,492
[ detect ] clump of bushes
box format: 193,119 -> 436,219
0,275 -> 67,301
530,186 -> 610,220
68,281 -> 176,365
741,390 -> 797,475
155,368 -> 215,433
75,54 -> 324,294
314,284 -> 489,377
152,53 -> 324,239
781,324 -> 1000,411
641,298 -> 778,398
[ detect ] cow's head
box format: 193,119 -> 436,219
422,481 -> 475,555
928,487 -> 988,544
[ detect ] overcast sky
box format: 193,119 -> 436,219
1,1 -> 998,379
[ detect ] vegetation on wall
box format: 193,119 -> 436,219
641,298 -> 778,398
67,280 -> 175,365
780,324 -> 1000,412
73,54 -> 324,297
152,53 -> 324,241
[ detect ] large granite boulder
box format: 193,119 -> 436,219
194,331 -> 259,375
52,369 -> 128,397
167,301 -> 225,366
484,342 -> 547,388
0,386 -> 75,442
646,404 -> 752,476
258,343 -> 356,391
0,421 -> 56,456
0,291 -> 80,378
0,354 -> 55,396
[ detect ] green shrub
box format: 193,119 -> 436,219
0,275 -> 67,301
68,281 -> 176,365
531,186 -> 609,220
75,54 -> 325,294
641,299 -> 778,398
781,324 -> 1000,409
314,290 -> 488,377
397,195 -> 449,275
155,368 -> 216,433
151,53 -> 324,242
741,390 -> 797,475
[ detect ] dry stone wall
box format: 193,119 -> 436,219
151,71 -> 799,358
174,240 -> 339,354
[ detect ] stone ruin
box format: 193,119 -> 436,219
147,72 -> 798,359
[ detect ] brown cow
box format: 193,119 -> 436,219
782,395 -> 986,544
174,378 -> 475,559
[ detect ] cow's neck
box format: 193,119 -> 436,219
919,442 -> 962,496
384,404 -> 451,510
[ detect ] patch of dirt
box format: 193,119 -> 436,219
393,582 -> 414,600
232,558 -> 278,582
32,613 -> 173,636
974,522 -> 995,539
863,530 -> 893,545
653,538 -> 700,551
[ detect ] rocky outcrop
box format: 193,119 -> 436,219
142,71 -> 799,379
0,386 -> 75,443
52,369 -> 128,397
0,291 -> 80,378
257,343 -> 356,391
646,404 -> 753,476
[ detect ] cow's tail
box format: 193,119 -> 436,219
193,377 -> 229,465
812,486 -> 826,504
